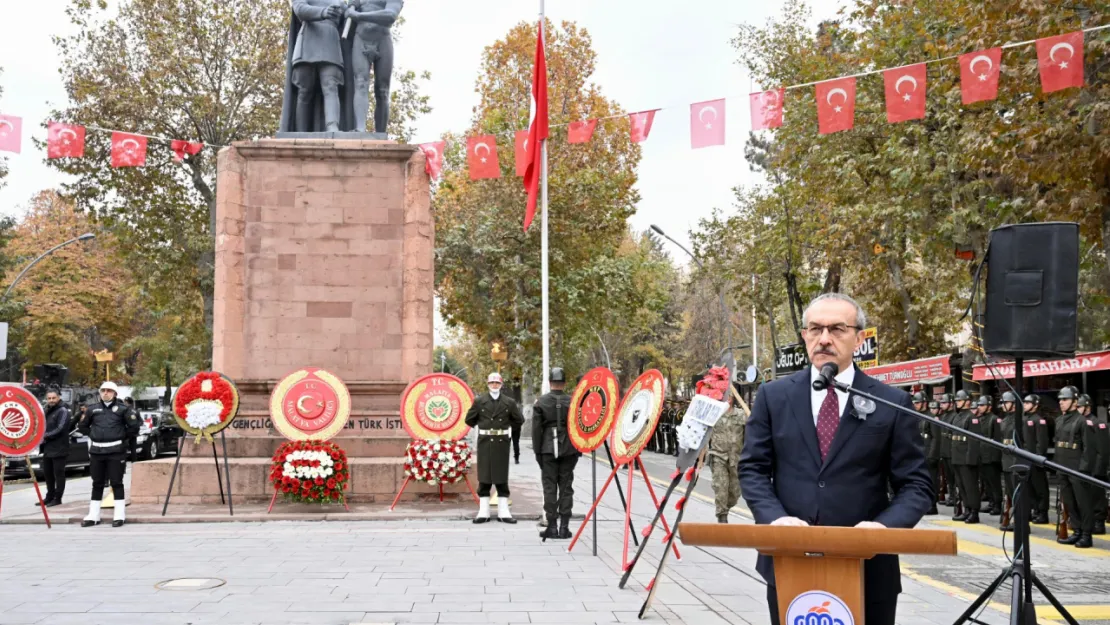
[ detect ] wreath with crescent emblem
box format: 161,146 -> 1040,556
269,368 -> 352,442
567,367 -> 620,453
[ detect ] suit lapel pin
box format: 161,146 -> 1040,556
851,396 -> 875,421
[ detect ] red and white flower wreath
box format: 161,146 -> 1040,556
269,440 -> 350,504
404,439 -> 473,486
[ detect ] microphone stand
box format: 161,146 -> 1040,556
818,368 -> 1108,625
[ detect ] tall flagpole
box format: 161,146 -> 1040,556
540,0 -> 550,395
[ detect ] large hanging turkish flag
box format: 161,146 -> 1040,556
883,63 -> 927,123
419,141 -> 445,179
522,22 -> 549,232
46,122 -> 86,158
567,119 -> 597,144
110,132 -> 147,167
750,89 -> 784,130
690,99 -> 726,148
959,48 -> 1002,104
466,134 -> 500,180
629,110 -> 656,143
1036,31 -> 1084,93
815,77 -> 856,135
171,140 -> 203,162
0,115 -> 22,154
514,130 -> 530,177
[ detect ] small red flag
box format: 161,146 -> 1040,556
522,21 -> 549,232
419,141 -> 445,179
883,63 -> 927,123
629,110 -> 656,144
46,122 -> 85,158
959,48 -> 1003,104
690,99 -> 726,149
567,119 -> 597,144
0,115 -> 22,154
749,89 -> 784,130
170,139 -> 203,162
466,134 -> 499,180
110,132 -> 147,167
514,130 -> 530,177
816,77 -> 856,135
1036,31 -> 1084,93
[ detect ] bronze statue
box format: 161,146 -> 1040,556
344,0 -> 403,134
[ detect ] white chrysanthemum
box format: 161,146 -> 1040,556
184,399 -> 223,430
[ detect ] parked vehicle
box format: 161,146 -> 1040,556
124,386 -> 184,460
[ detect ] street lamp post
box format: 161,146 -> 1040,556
3,233 -> 97,301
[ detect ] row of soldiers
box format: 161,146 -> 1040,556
646,399 -> 688,456
915,387 -> 1109,548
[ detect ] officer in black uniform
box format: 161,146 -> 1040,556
1079,394 -> 1109,534
951,390 -> 980,523
1053,386 -> 1099,547
938,393 -> 958,507
999,391 -> 1019,531
977,395 -> 1004,516
923,399 -> 942,515
912,391 -> 926,414
532,368 -> 581,539
670,401 -> 683,457
465,372 -> 525,524
78,381 -> 139,528
1022,394 -> 1051,524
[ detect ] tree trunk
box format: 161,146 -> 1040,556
823,261 -> 842,294
189,157 -> 217,333
766,302 -> 779,379
886,255 -> 920,357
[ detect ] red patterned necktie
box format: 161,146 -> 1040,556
816,387 -> 841,460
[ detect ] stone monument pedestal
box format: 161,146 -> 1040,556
130,138 -> 471,505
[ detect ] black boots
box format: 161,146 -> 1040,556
952,511 -> 968,522
1058,532 -> 1082,545
1033,512 -> 1051,525
558,515 -> 572,539
542,517 -> 560,540
1094,520 -> 1107,535
964,512 -> 980,525
717,514 -> 729,523
1076,532 -> 1093,549
542,516 -> 571,539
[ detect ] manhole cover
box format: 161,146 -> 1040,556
155,578 -> 226,591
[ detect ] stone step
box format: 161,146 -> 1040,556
180,435 -> 411,459
129,456 -> 473,505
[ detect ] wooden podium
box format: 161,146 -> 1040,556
679,524 -> 957,624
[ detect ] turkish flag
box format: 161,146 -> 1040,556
46,122 -> 86,158
750,89 -> 784,130
0,115 -> 22,154
568,119 -> 597,144
522,22 -> 549,232
514,130 -> 530,177
883,63 -> 927,123
110,132 -> 147,167
959,48 -> 1002,104
466,134 -> 499,180
629,110 -> 656,143
171,139 -> 204,162
419,141 -> 445,179
690,99 -> 726,148
815,77 -> 856,135
1037,31 -> 1084,93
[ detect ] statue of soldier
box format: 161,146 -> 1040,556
343,0 -> 402,134
465,372 -> 524,524
280,0 -> 351,133
977,395 -> 1004,516
950,390 -> 980,524
709,387 -> 746,523
532,368 -> 581,539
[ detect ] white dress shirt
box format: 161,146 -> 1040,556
809,364 -> 856,426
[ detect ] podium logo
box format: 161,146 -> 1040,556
786,591 -> 854,625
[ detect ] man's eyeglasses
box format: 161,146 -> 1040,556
802,323 -> 860,338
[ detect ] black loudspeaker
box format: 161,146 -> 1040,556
983,222 -> 1079,359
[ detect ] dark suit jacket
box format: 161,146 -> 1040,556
738,366 -> 932,597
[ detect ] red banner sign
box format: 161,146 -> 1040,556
866,356 -> 951,386
972,350 -> 1110,382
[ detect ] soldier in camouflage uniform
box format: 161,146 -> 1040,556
710,390 -> 747,523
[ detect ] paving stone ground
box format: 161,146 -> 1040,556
2,440 -> 1109,624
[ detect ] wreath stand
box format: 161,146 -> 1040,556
161,430 -> 234,517
571,441 -> 640,554
567,451 -> 679,570
389,474 -> 479,511
0,455 -> 52,528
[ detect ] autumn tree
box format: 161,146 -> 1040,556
49,0 -> 431,337
435,20 -> 644,393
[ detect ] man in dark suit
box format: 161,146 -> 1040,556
739,293 -> 932,625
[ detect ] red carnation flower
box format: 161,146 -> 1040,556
326,478 -> 337,489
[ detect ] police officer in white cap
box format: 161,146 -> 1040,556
464,372 -> 524,523
78,381 -> 139,527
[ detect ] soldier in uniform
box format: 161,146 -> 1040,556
78,381 -> 139,528
282,0 -> 349,133
937,393 -> 958,508
950,390 -> 980,523
977,395 -> 1004,516
532,368 -> 580,539
1079,394 -> 1109,534
1053,386 -> 1098,548
670,401 -> 682,457
998,392 -> 1020,531
1022,394 -> 1052,524
709,387 -> 747,523
912,391 -> 927,414
923,399 -> 942,515
464,372 -> 524,524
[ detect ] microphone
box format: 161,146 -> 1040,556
811,362 -> 839,391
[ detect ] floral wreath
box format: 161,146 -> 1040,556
695,366 -> 731,401
269,440 -> 350,504
403,439 -> 474,486
172,371 -> 241,443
